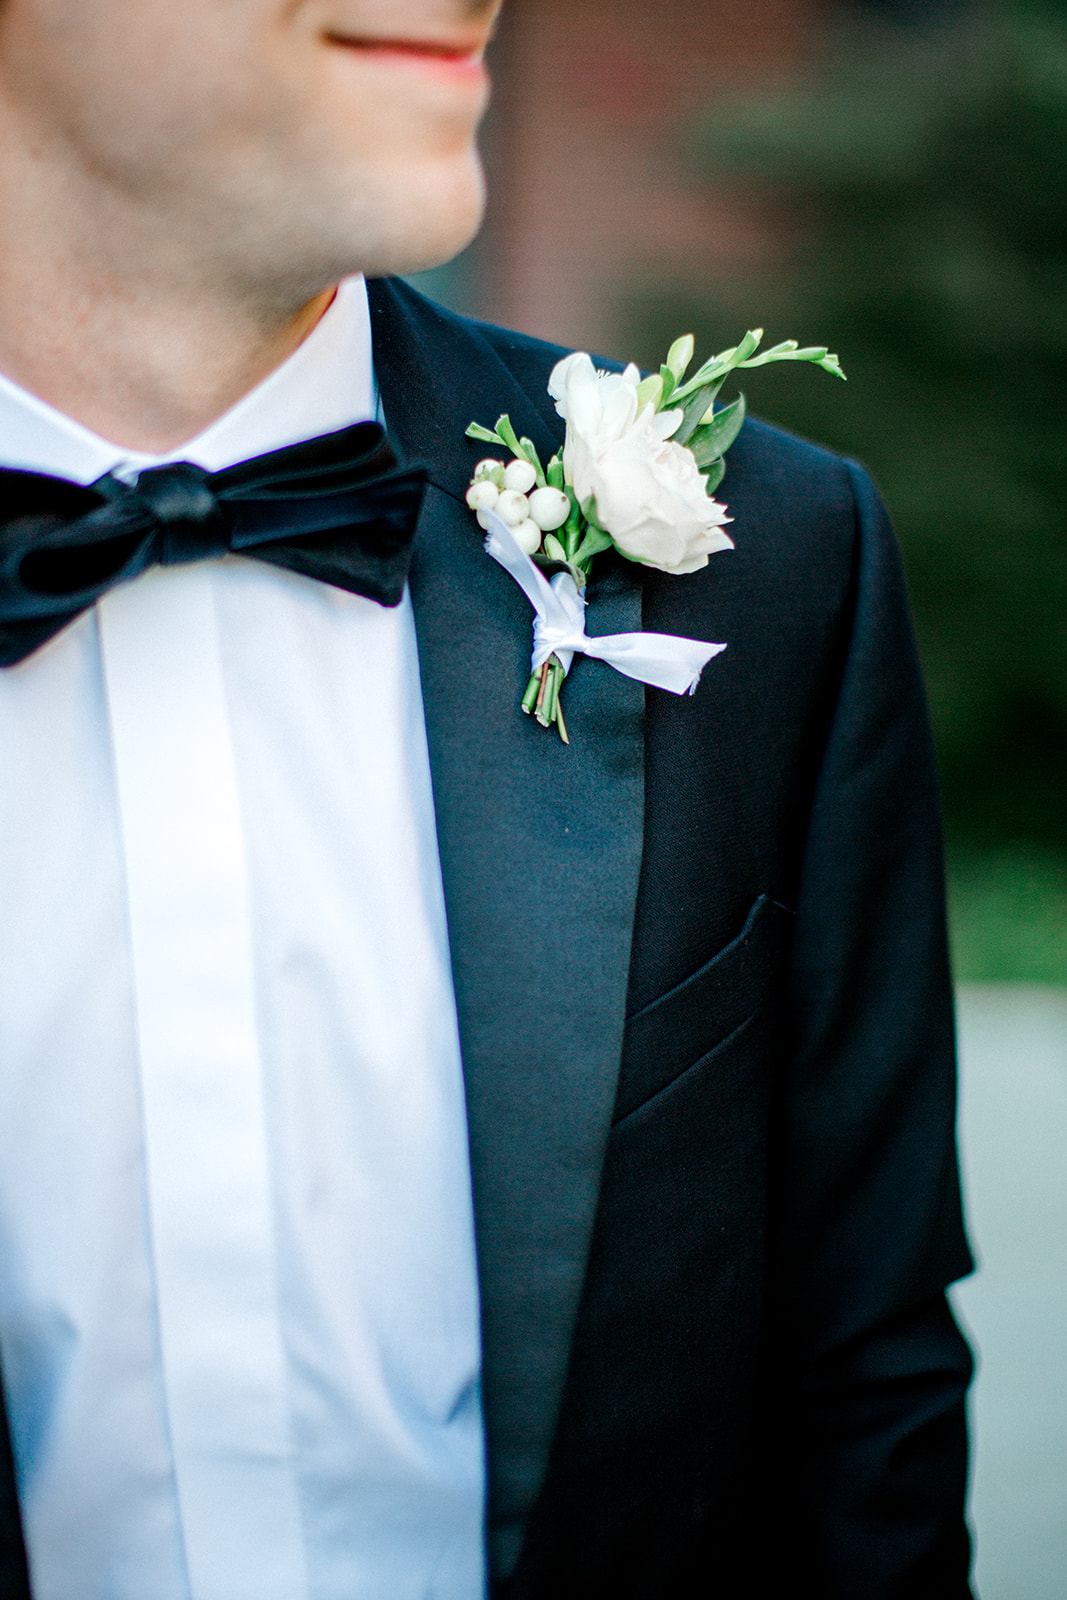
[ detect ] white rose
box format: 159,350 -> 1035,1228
587,433 -> 734,573
547,351 -> 734,574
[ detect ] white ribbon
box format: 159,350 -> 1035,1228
483,510 -> 726,695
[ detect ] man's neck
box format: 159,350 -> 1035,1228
0,132 -> 336,452
0,274 -> 336,455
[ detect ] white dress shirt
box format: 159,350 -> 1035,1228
0,276 -> 486,1600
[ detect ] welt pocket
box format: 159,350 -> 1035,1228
613,894 -> 793,1122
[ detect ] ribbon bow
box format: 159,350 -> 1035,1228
483,509 -> 725,696
0,420 -> 428,666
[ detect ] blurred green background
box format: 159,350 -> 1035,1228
619,0 -> 1067,980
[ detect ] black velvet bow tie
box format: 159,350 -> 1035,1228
0,419 -> 428,666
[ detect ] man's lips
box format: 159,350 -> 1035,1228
325,34 -> 489,77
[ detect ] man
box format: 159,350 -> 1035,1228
0,1 -> 973,1596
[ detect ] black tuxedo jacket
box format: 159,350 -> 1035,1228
0,277 -> 974,1598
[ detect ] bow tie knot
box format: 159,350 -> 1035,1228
126,463 -> 230,567
0,420 -> 428,666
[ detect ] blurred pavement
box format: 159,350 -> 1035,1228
952,986 -> 1067,1600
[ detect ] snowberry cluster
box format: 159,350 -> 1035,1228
465,458 -> 570,557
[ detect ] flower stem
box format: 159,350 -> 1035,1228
537,660 -> 559,727
521,667 -> 542,715
522,658 -> 570,741
534,660 -> 551,719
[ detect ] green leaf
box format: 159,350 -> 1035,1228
562,490 -> 584,559
665,333 -> 696,381
699,377 -> 727,411
686,393 -> 747,464
519,436 -> 548,487
658,367 -> 678,406
494,414 -> 524,460
546,454 -> 565,490
466,421 -> 505,445
674,387 -> 719,447
543,533 -> 568,563
701,456 -> 727,494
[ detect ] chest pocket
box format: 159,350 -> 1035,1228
613,894 -> 794,1122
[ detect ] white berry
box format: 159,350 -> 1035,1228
495,490 -> 530,526
503,458 -> 538,494
513,519 -> 543,556
474,458 -> 503,478
528,486 -> 571,532
466,479 -> 500,512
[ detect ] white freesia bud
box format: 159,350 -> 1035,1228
513,519 -> 543,556
495,490 -> 530,527
528,486 -> 571,532
665,333 -> 696,381
474,458 -> 503,478
503,458 -> 538,494
466,479 -> 500,512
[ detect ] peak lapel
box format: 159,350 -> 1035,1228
368,279 -> 646,1574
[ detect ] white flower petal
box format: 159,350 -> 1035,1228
654,408 -> 684,440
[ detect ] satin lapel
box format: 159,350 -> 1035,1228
368,279 -> 646,1575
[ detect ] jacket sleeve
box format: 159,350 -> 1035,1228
763,461 -> 975,1598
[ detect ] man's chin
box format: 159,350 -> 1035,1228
227,155 -> 487,302
345,173 -> 487,282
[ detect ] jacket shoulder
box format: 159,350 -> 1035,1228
462,313 -> 581,392
372,276 -> 576,393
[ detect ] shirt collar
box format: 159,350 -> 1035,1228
0,274 -> 376,486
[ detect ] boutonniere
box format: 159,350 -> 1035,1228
466,330 -> 844,742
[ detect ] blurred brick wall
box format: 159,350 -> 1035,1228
473,0 -> 823,351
